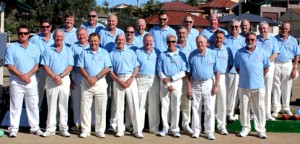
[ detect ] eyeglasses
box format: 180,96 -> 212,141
167,41 -> 176,44
88,15 -> 97,18
246,38 -> 255,42
18,32 -> 29,35
126,31 -> 135,34
185,21 -> 193,23
231,25 -> 239,28
41,25 -> 51,29
159,18 -> 167,21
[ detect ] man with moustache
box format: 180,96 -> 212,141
81,10 -> 105,35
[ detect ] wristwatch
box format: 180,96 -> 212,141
96,74 -> 101,80
170,76 -> 174,82
60,73 -> 64,78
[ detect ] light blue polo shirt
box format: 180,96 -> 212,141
157,50 -> 187,77
77,48 -> 112,77
275,35 -> 300,62
135,31 -> 148,48
62,27 -> 77,47
188,48 -> 219,81
210,44 -> 233,74
256,35 -> 280,58
41,44 -> 74,75
4,42 -> 40,74
235,46 -> 270,89
176,41 -> 196,59
224,34 -> 245,73
109,46 -> 139,75
29,33 -> 54,53
136,47 -> 161,76
187,28 -> 199,48
70,42 -> 90,72
99,27 -> 125,53
126,41 -> 140,51
80,22 -> 105,35
149,26 -> 176,52
199,27 -> 228,45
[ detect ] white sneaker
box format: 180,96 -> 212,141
183,126 -> 193,134
30,129 -> 43,136
107,125 -> 117,132
59,130 -> 70,137
115,132 -> 124,137
9,132 -> 17,138
173,131 -> 181,138
266,115 -> 276,121
228,115 -> 235,121
96,132 -> 105,138
257,132 -> 267,139
219,128 -> 228,135
79,132 -> 90,138
271,112 -> 279,118
238,129 -> 250,137
284,110 -> 293,117
206,132 -> 215,140
134,132 -> 144,139
156,129 -> 167,137
41,131 -> 55,137
191,132 -> 199,138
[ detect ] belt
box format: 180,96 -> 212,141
137,74 -> 156,78
275,60 -> 291,64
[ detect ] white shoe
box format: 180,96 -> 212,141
59,130 -> 70,137
206,132 -> 215,140
96,132 -> 105,138
134,132 -> 143,139
191,132 -> 199,138
108,125 -> 117,132
173,131 -> 181,138
115,132 -> 124,137
80,132 -> 90,138
219,128 -> 228,135
156,129 -> 167,137
30,129 -> 43,136
266,115 -> 276,121
228,115 -> 235,121
238,129 -> 250,137
9,132 -> 17,138
257,132 -> 267,139
271,112 -> 279,118
183,126 -> 193,134
41,131 -> 55,137
284,110 -> 293,117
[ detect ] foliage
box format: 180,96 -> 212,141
116,7 -> 137,31
137,0 -> 162,18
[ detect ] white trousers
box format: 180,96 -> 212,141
160,79 -> 182,133
113,75 -> 141,133
137,75 -> 160,132
180,77 -> 191,128
107,75 -> 116,127
239,88 -> 266,133
71,72 -> 82,125
215,74 -> 226,129
191,79 -> 216,134
264,62 -> 275,116
37,68 -> 47,109
45,76 -> 70,132
272,61 -> 293,113
80,78 -> 107,134
226,73 -> 239,117
8,75 -> 40,133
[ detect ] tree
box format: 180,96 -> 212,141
102,0 -> 109,14
138,0 -> 162,18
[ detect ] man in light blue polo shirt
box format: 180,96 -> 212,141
77,33 -> 112,138
40,29 -> 74,137
135,33 -> 161,134
235,32 -> 269,139
109,34 -> 143,138
157,34 -> 187,138
149,11 -> 176,52
69,27 -> 90,130
211,30 -> 233,135
224,19 -> 245,121
99,14 -> 125,53
80,10 -> 105,35
199,14 -> 228,46
125,26 -> 139,51
29,20 -> 54,109
183,16 -> 198,48
187,35 -> 220,140
272,22 -> 300,118
135,18 -> 148,48
62,14 -> 77,47
256,21 -> 279,121
5,25 -> 43,137
176,27 -> 195,134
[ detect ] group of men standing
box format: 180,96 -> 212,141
4,10 -> 299,141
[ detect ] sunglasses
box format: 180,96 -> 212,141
88,15 -> 97,18
126,31 -> 135,34
159,18 -> 167,21
185,21 -> 193,23
41,25 -> 51,29
18,32 -> 29,35
167,41 -> 176,44
246,38 -> 255,41
231,25 -> 239,28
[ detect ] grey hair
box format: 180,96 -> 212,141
76,27 -> 88,35
52,28 -> 64,39
166,34 -> 177,42
143,33 -> 154,41
259,21 -> 269,27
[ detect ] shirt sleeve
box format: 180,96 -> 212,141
40,49 -> 49,66
4,45 -> 14,66
77,51 -> 84,68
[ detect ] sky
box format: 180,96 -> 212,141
96,0 -> 171,7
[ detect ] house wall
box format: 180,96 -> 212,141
260,6 -> 286,20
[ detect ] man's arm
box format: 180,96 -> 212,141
290,55 -> 299,78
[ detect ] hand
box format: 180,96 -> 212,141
19,73 -> 31,84
290,67 -> 298,79
119,81 -> 130,89
125,77 -> 134,86
211,85 -> 219,95
163,78 -> 170,85
52,75 -> 62,85
167,85 -> 174,92
87,77 -> 97,86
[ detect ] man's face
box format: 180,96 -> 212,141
116,35 -> 125,49
184,17 -> 194,29
241,21 -> 250,34
40,22 -> 52,35
54,31 -> 64,46
126,27 -> 135,40
209,15 -> 219,29
167,36 -> 177,52
17,28 -> 30,43
230,21 -> 240,35
177,29 -> 187,41
245,34 -> 256,48
88,11 -> 97,25
143,36 -> 153,50
158,14 -> 168,27
64,16 -> 74,28
89,36 -> 100,50
77,30 -> 88,44
196,36 -> 207,51
280,23 -> 290,36
108,16 -> 117,30
214,33 -> 224,48
259,24 -> 269,36
136,20 -> 146,34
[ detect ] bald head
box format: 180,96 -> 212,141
136,18 -> 146,35
196,35 -> 208,51
108,14 -> 118,30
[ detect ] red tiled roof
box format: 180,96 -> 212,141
291,8 -> 300,16
198,0 -> 236,9
144,11 -> 209,27
161,2 -> 204,12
